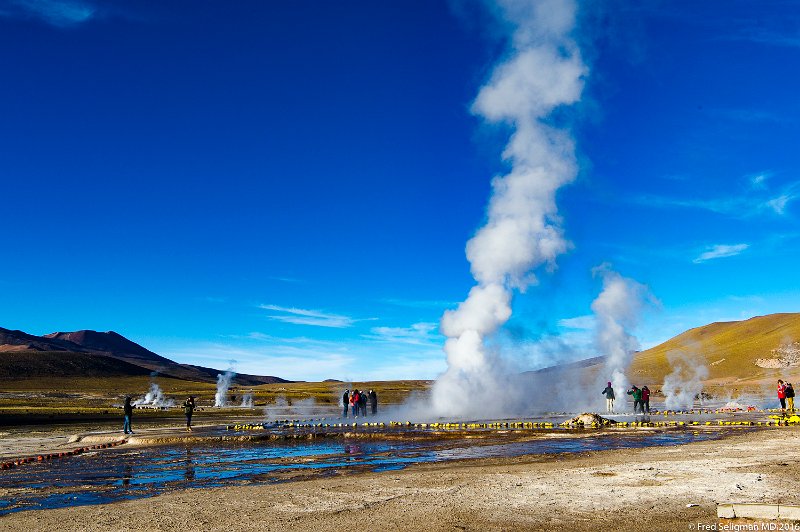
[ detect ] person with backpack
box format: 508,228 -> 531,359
342,389 -> 349,418
778,380 -> 787,411
641,386 -> 651,413
627,385 -> 643,413
601,382 -> 615,413
785,382 -> 795,412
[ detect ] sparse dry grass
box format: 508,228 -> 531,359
0,377 -> 433,419
5,314 -> 798,419
628,312 -> 800,388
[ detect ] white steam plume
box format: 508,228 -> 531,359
593,264 -> 650,402
431,0 -> 587,418
215,370 -> 235,407
133,381 -> 174,408
240,393 -> 254,408
663,352 -> 708,411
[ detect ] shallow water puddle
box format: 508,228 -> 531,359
0,428 -> 742,515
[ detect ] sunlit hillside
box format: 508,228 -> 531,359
628,313 -> 800,388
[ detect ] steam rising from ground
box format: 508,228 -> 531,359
240,393 -> 254,408
215,370 -> 235,407
133,382 -> 174,408
663,352 -> 709,410
263,396 -> 319,421
430,0 -> 587,419
593,264 -> 651,401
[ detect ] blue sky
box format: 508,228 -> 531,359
1,0 -> 799,381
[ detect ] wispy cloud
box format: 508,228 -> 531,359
363,322 -> 441,347
3,0 -> 96,27
380,298 -> 457,310
639,174 -> 798,219
639,194 -> 767,217
266,276 -> 303,284
766,194 -> 794,215
158,326 -> 446,381
726,26 -> 800,49
710,108 -> 787,124
749,172 -> 771,189
163,341 -> 356,382
258,304 -> 358,328
557,315 -> 595,330
693,243 -> 749,264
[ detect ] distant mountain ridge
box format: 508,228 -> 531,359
627,312 -> 800,385
0,327 -> 290,385
526,312 -> 800,387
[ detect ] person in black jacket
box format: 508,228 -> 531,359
342,390 -> 349,418
183,396 -> 196,432
786,382 -> 795,412
359,390 -> 368,417
369,389 -> 377,415
123,396 -> 135,435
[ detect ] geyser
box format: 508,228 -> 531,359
593,264 -> 651,402
215,370 -> 235,407
431,0 -> 587,418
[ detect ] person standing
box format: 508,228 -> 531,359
601,382 -> 615,413
778,380 -> 787,411
641,386 -> 651,413
123,396 -> 135,435
784,382 -> 795,412
342,389 -> 349,418
183,396 -> 196,432
350,390 -> 359,418
627,386 -> 643,413
359,390 -> 368,417
369,389 -> 377,415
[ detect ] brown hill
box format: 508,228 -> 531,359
530,313 -> 800,389
0,327 -> 290,385
0,327 -> 82,352
628,312 -> 800,386
0,351 -> 153,379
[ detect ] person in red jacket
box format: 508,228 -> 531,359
778,380 -> 787,411
641,386 -> 651,413
350,390 -> 359,418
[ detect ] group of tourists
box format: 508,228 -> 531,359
627,385 -> 651,413
603,379 -> 797,414
777,380 -> 795,412
601,382 -> 650,413
122,395 -> 196,434
342,389 -> 377,418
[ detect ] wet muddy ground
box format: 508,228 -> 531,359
0,424 -> 750,516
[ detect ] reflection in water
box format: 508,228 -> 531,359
344,443 -> 363,462
185,449 -> 195,482
0,429 -> 743,516
121,464 -> 133,488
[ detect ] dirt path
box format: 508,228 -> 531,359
2,427 -> 799,531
